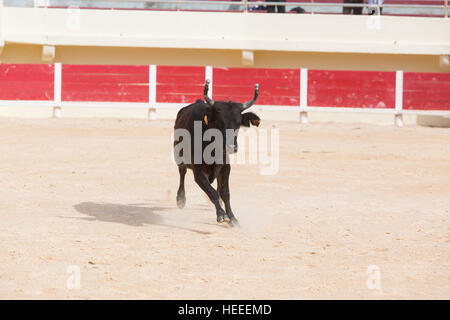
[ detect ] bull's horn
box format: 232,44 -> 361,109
204,79 -> 214,107
242,83 -> 259,111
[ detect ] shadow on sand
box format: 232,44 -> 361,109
73,202 -> 212,235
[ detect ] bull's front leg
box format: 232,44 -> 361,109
193,167 -> 229,224
217,164 -> 239,227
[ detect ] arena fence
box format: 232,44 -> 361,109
0,63 -> 448,126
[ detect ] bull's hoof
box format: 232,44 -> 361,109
217,214 -> 231,224
229,218 -> 240,228
176,197 -> 186,209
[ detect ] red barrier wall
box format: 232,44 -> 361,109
1,64 -> 449,112
61,65 -> 149,102
156,66 -> 205,103
308,70 -> 396,109
403,72 -> 450,111
0,64 -> 54,100
213,67 -> 300,106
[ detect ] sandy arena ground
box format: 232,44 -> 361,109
0,117 -> 449,299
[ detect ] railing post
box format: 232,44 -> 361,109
299,68 -> 308,124
445,0 -> 448,18
205,65 -> 213,99
148,64 -> 157,120
53,63 -> 62,118
395,70 -> 404,127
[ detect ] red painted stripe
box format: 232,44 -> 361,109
62,65 -> 148,102
213,67 -> 300,106
403,72 -> 450,111
0,64 -> 54,100
308,70 -> 396,109
156,66 -> 205,103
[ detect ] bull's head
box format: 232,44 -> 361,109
202,80 -> 260,154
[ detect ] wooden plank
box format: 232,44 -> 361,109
156,66 -> 205,103
213,67 -> 300,106
308,70 -> 396,109
61,65 -> 149,102
0,64 -> 54,100
403,72 -> 450,110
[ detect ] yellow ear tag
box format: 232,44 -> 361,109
203,115 -> 208,125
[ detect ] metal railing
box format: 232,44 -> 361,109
5,0 -> 447,17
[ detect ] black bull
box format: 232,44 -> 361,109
173,80 -> 260,226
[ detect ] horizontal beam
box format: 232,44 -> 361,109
0,101 -> 448,117
2,44 -> 449,73
3,8 -> 449,55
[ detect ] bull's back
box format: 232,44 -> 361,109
174,100 -> 206,130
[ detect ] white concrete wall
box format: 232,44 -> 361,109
2,7 -> 449,54
0,104 -> 419,126
0,7 -> 449,71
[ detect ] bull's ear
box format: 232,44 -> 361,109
241,112 -> 260,127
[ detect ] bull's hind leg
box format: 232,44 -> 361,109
176,165 -> 187,208
216,183 -> 224,209
216,174 -> 226,216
